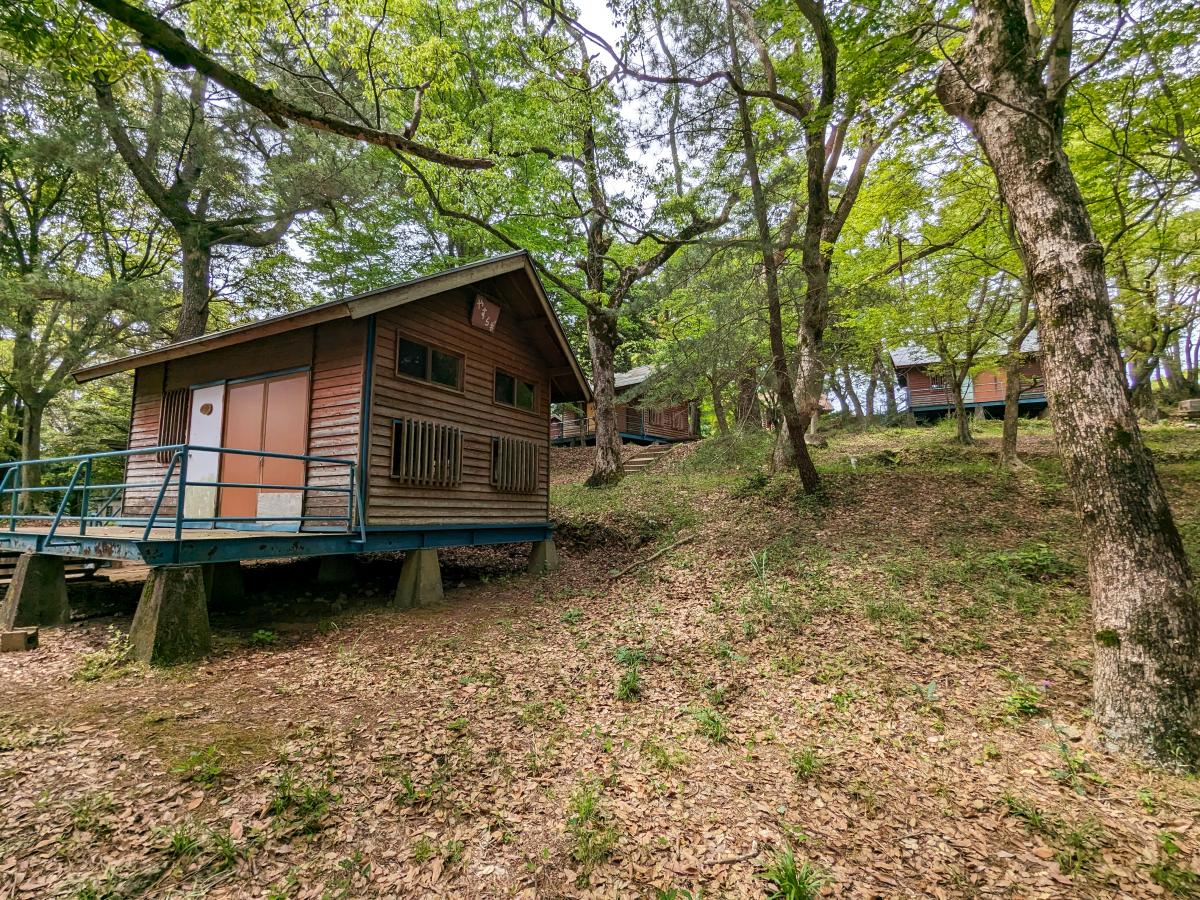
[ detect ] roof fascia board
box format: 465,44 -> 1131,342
346,254 -> 528,319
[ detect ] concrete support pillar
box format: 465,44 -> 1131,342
393,549 -> 443,608
1,553 -> 69,629
317,554 -> 357,585
202,561 -> 245,612
130,566 -> 211,665
527,539 -> 560,576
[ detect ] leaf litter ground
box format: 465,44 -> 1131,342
2,420 -> 1199,898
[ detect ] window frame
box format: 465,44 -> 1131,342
394,332 -> 465,393
389,416 -> 463,486
493,367 -> 538,414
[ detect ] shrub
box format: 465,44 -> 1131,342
989,543 -> 1072,582
249,629 -> 279,647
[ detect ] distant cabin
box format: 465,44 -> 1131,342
890,333 -> 1046,420
551,365 -> 699,445
0,253 -> 590,573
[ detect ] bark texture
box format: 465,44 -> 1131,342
585,311 -> 623,486
939,0 -> 1200,766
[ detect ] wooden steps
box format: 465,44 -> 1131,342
623,443 -> 674,475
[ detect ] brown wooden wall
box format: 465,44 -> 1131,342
367,289 -> 551,525
903,360 -> 1045,407
122,322 -> 366,520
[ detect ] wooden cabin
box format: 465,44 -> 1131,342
890,333 -> 1046,420
69,251 -> 589,536
551,365 -> 699,445
0,252 -> 589,662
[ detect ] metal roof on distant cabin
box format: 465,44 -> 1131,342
615,365 -> 655,389
889,329 -> 1040,369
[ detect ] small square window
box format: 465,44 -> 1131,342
495,369 -> 535,411
515,379 -> 535,411
495,370 -> 515,405
431,348 -> 461,389
398,338 -> 427,379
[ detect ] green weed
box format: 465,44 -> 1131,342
758,849 -> 828,899
690,706 -> 728,744
171,746 -> 224,786
566,781 -> 618,886
789,747 -> 824,782
73,628 -> 139,682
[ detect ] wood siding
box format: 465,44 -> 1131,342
903,360 -> 1045,408
122,322 -> 366,522
367,288 -> 551,525
303,319 -> 366,524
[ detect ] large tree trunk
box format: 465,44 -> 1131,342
19,403 -> 43,514
177,231 -> 214,341
586,310 -> 623,486
940,0 -> 1200,767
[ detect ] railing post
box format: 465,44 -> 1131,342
346,463 -> 355,532
175,446 -> 189,543
79,458 -> 92,536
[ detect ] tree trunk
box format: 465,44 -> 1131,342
727,8 -> 819,492
586,310 -> 624,486
1131,376 -> 1161,423
842,363 -> 865,422
19,402 -> 43,513
735,369 -> 761,428
940,0 -> 1200,767
1000,358 -> 1024,465
948,378 -> 973,445
176,232 -> 214,341
711,381 -> 730,436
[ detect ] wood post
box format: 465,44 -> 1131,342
130,566 -> 211,665
1,554 -> 69,629
528,539 -> 560,576
394,549 -> 443,608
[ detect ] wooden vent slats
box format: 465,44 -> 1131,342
391,417 -> 462,486
491,436 -> 539,494
157,388 -> 190,463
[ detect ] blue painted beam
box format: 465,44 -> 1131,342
0,522 -> 555,566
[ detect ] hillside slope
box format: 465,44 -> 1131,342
2,420 -> 1198,898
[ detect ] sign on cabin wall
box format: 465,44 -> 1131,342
471,293 -> 500,333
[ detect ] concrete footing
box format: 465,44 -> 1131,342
527,539 -> 560,576
1,627 -> 38,652
317,554 -> 357,585
130,566 -> 211,665
394,549 -> 443,608
1,553 -> 69,629
202,562 -> 245,612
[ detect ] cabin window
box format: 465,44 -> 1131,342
495,369 -> 536,411
396,336 -> 462,390
157,388 -> 190,463
391,417 -> 462,486
491,436 -> 539,493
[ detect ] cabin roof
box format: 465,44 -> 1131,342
615,365 -> 655,390
73,251 -> 591,402
890,330 -> 1040,369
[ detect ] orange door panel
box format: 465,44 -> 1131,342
216,372 -> 310,523
218,380 -> 265,520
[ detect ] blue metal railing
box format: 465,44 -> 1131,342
0,444 -> 364,547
